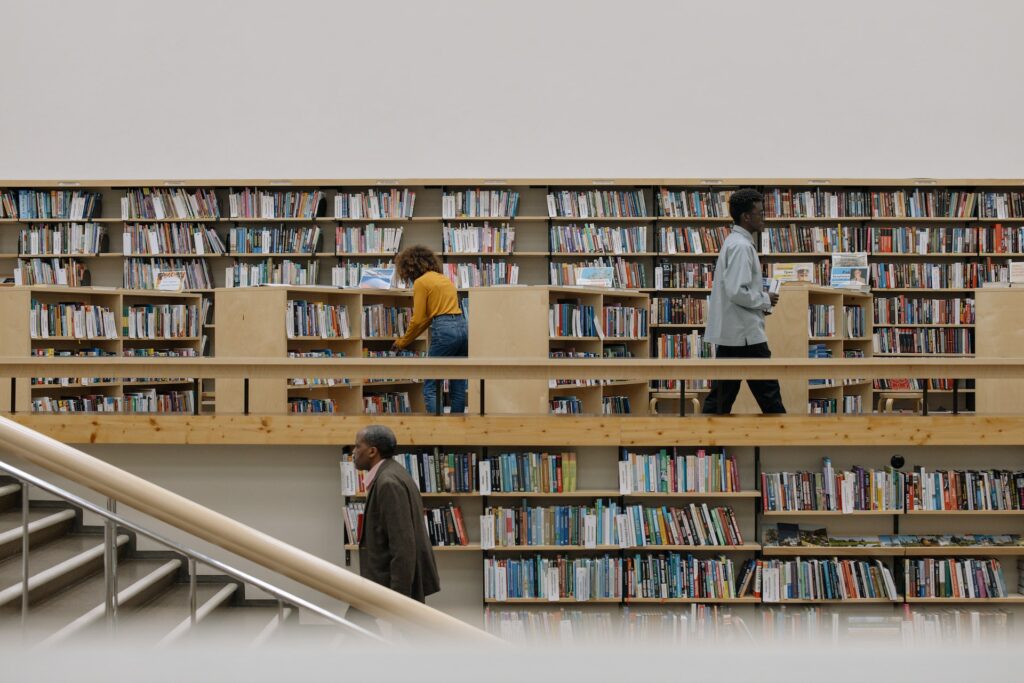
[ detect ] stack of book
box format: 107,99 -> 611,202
485,555 -> 623,601
361,304 -> 412,338
335,189 -> 415,219
286,301 -> 351,339
625,554 -> 736,600
336,224 -> 403,254
552,224 -> 648,254
657,189 -> 731,218
483,451 -> 577,493
226,259 -> 318,287
547,190 -> 647,218
760,458 -> 905,512
442,189 -> 519,218
443,222 -> 515,253
123,223 -> 225,255
18,190 -> 101,220
228,226 -> 321,254
122,188 -> 220,219
659,226 -> 729,254
19,223 -> 106,255
228,189 -> 324,219
618,449 -> 740,494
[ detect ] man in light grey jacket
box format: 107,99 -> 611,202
701,188 -> 786,414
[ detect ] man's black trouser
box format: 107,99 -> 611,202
701,342 -> 786,414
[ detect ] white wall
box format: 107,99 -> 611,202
1,0 -> 1022,180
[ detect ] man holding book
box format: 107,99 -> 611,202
702,188 -> 786,414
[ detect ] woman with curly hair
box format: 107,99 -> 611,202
392,245 -> 467,413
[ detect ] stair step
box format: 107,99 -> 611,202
0,534 -> 130,609
113,581 -> 234,643
0,557 -> 178,643
0,484 -> 20,513
198,604 -> 293,646
0,509 -> 76,560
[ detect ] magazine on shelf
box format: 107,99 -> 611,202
576,266 -> 613,288
771,262 -> 815,283
358,267 -> 395,289
830,252 -> 869,291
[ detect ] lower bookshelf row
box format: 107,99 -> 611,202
346,544 -> 1024,556
482,595 -> 1024,605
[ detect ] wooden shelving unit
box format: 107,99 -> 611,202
0,286 -> 203,413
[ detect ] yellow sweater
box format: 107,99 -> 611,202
395,271 -> 461,349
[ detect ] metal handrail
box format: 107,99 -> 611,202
0,458 -> 383,642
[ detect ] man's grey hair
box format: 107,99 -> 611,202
359,425 -> 396,458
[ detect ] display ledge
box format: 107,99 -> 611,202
873,324 -> 975,328
484,598 -> 623,604
904,594 -> 1024,604
760,598 -> 899,604
624,597 -> 761,604
345,544 -> 481,551
485,544 -> 761,553
766,546 -> 1024,557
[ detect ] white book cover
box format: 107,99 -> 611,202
479,517 -> 495,550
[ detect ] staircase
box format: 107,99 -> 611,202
0,477 -> 296,646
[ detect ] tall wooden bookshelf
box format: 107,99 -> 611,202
0,286 -> 203,413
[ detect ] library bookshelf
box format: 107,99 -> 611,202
0,286 -> 203,413
467,286 -> 650,416
2,179 -> 1019,417
214,286 -> 429,415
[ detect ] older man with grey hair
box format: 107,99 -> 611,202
350,425 -> 439,602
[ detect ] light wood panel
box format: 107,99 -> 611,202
975,289 -> 1024,414
10,414 -> 1024,446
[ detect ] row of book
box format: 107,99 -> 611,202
18,223 -> 106,255
602,396 -> 632,414
905,558 -> 1007,599
121,188 -> 220,220
659,226 -> 730,254
125,259 -> 213,290
123,224 -> 225,255
650,296 -> 706,325
547,190 -> 648,218
980,193 -> 1024,218
285,300 -> 352,339
979,223 -> 1024,252
228,226 -> 321,254
122,304 -> 201,339
14,258 -> 88,286
755,558 -> 898,601
762,525 -> 1024,549
228,189 -> 325,219
225,260 -> 318,288
808,304 -> 836,337
344,502 -> 470,547
442,261 -> 520,287
442,190 -> 519,218
618,504 -> 743,548
602,305 -> 647,338
551,225 -> 648,254
868,227 -> 978,254
30,302 -> 118,339
549,258 -> 647,289
337,225 -> 402,254
872,328 -> 974,355
808,399 -> 838,414
33,389 -> 195,414
484,451 -> 578,494
873,378 -> 964,390
906,467 -> 1024,511
549,348 -> 600,390
15,190 -> 100,220
550,396 -> 584,414
335,189 -> 415,219
31,347 -> 114,388
549,303 -> 597,337
844,305 -> 866,337
869,262 -> 979,289
653,262 -> 715,289
442,223 -> 515,253
873,296 -> 975,325
361,304 -> 412,338
618,449 -> 740,494
362,391 -> 412,414
288,398 -> 337,413
761,189 -> 871,219
628,554 -> 737,600
485,555 -> 623,601
761,458 -> 905,512
481,501 -> 624,548
287,348 -> 348,388
761,225 -> 867,253
654,332 -> 715,359
843,396 -> 863,413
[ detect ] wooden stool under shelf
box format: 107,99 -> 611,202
650,392 -> 702,415
877,390 -> 924,414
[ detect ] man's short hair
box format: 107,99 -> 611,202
359,425 -> 396,458
729,188 -> 764,223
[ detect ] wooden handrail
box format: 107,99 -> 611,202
0,415 -> 496,642
1,356 -> 1023,380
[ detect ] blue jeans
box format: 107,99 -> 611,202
424,314 -> 468,414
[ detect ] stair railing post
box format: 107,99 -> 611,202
104,497 -> 118,631
189,557 -> 198,626
21,481 -> 30,629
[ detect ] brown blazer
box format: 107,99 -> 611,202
358,458 -> 440,602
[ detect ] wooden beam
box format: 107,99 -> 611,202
3,356 -> 1023,380
9,414 -> 1024,446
